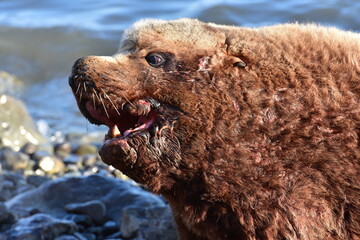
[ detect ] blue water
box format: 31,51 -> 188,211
0,0 -> 359,136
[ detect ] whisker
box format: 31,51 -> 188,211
83,82 -> 87,93
101,89 -> 121,116
99,94 -> 110,118
79,88 -> 83,102
119,91 -> 136,108
75,83 -> 81,94
93,90 -> 101,102
92,93 -> 96,107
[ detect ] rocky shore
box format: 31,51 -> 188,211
0,72 -> 177,240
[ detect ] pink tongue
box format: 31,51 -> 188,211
123,110 -> 157,137
86,101 -> 114,126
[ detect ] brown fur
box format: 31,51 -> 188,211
69,19 -> 360,239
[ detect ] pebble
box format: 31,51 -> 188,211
0,202 -> 9,223
0,147 -> 33,171
0,133 -> 176,240
26,175 -> 51,187
65,200 -> 106,224
74,144 -> 98,155
20,142 -> 37,156
2,213 -> 77,239
55,141 -> 72,158
38,155 -> 65,174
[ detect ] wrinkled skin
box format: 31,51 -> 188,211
69,19 -> 360,240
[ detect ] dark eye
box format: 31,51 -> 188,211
145,53 -> 165,67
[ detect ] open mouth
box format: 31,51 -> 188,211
83,100 -> 158,141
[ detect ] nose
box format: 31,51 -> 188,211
68,57 -> 86,88
68,57 -> 99,93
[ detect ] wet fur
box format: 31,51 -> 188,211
70,19 -> 360,239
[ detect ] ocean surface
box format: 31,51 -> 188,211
0,0 -> 359,137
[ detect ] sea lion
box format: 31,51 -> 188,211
69,19 -> 360,240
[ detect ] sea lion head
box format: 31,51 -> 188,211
69,18 -> 249,191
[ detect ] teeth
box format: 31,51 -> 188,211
111,125 -> 121,138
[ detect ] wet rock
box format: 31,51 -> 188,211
0,202 -> 9,223
0,71 -> 23,95
26,175 -> 51,187
6,175 -> 166,223
1,213 -> 77,240
79,154 -> 98,168
102,220 -> 119,235
38,155 -> 65,175
80,232 -> 96,240
64,154 -> 80,165
20,142 -> 37,156
55,141 -> 72,158
74,144 -> 98,156
54,235 -> 79,240
0,147 -> 34,171
0,171 -> 33,201
121,206 -> 177,240
65,200 -> 106,224
104,231 -> 123,240
63,214 -> 92,226
0,94 -> 45,151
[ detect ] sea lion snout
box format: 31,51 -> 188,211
69,56 -> 115,91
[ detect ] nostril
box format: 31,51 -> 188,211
84,80 -> 96,89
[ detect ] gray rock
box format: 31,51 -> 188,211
121,206 -> 177,240
79,154 -> 98,168
55,141 -> 72,158
0,71 -> 23,95
2,213 -> 77,240
20,142 -> 37,156
103,220 -> 119,235
0,171 -> 33,201
0,202 -> 9,223
54,235 -> 79,240
0,147 -> 34,171
65,200 -> 106,224
6,175 -> 166,223
37,155 -> 65,175
63,213 -> 92,226
26,175 -> 51,187
74,144 -> 98,156
79,232 -> 96,240
0,94 -> 45,151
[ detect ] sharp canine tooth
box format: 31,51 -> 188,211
112,125 -> 121,138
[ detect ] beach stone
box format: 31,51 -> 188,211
6,174 -> 166,223
37,155 -> 65,175
54,235 -> 79,240
104,231 -> 123,240
121,206 -> 177,240
79,154 -> 98,168
26,175 -> 51,187
63,214 -> 92,226
102,220 -> 119,235
20,142 -> 37,156
0,147 -> 34,171
74,144 -> 98,155
0,94 -> 46,151
64,154 -> 80,165
1,213 -> 77,240
80,232 -> 96,240
0,71 -> 23,95
0,171 -> 32,201
0,202 -> 9,223
65,200 -> 106,224
55,141 -> 72,158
